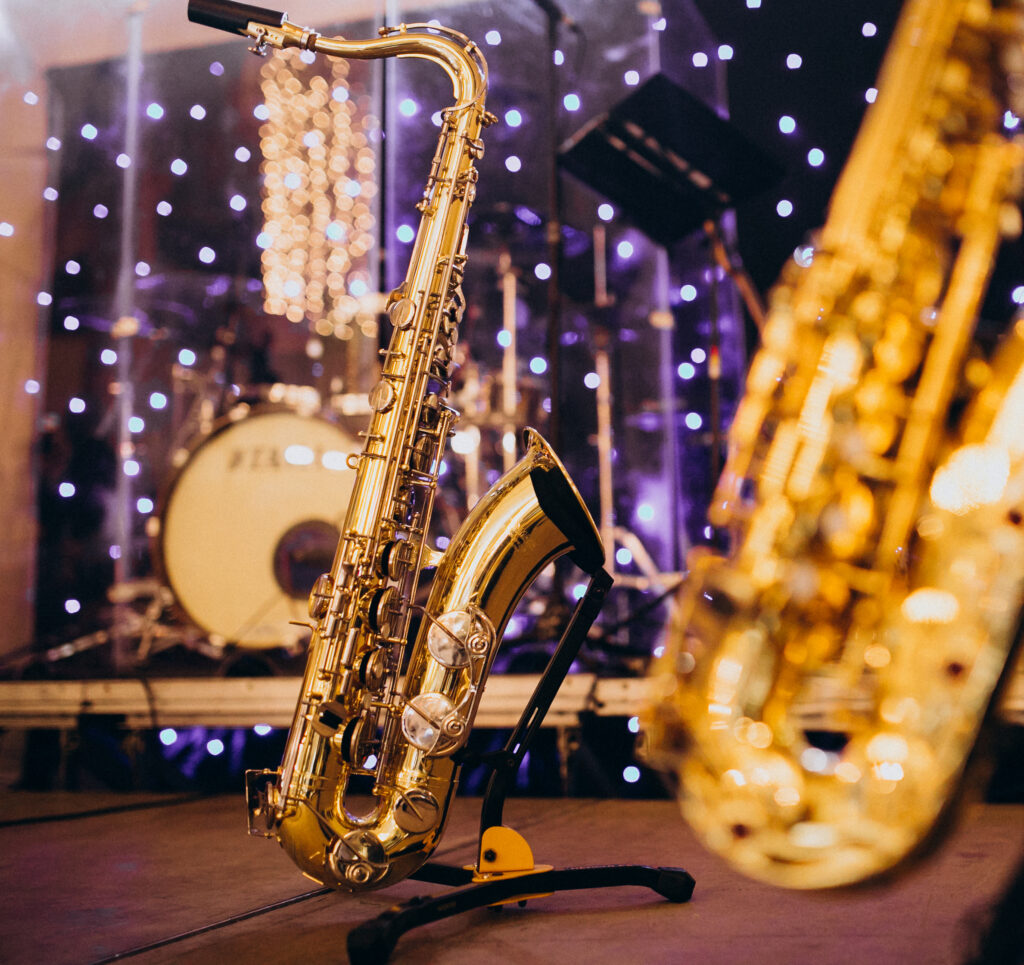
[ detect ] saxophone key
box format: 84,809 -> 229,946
401,692 -> 464,755
308,572 -> 333,620
361,585 -> 403,637
358,647 -> 389,693
328,830 -> 388,888
393,788 -> 442,833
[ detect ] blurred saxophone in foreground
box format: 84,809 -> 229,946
643,0 -> 1024,888
188,2 -> 604,892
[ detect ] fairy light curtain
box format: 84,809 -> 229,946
258,48 -> 379,342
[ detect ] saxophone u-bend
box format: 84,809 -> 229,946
187,2 -> 604,891
644,0 -> 1024,889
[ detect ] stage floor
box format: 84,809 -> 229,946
1,788 -> 1022,965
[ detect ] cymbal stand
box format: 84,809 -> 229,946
345,567 -> 695,964
499,249 -> 519,473
591,226 -> 682,598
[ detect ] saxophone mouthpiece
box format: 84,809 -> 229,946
187,0 -> 286,36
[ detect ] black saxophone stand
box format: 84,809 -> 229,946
346,567 -> 695,964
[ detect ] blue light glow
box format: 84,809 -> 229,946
399,98 -> 418,117
150,391 -> 168,409
59,482 -> 76,498
81,123 -> 98,139
159,728 -> 178,746
778,115 -> 796,134
563,93 -> 581,112
178,349 -> 197,366
529,357 -> 547,375
623,766 -> 641,784
146,103 -> 164,120
505,108 -> 523,127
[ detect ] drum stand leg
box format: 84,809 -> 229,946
345,568 -> 695,965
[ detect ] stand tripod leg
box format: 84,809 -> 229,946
344,567 -> 697,963
347,864 -> 695,965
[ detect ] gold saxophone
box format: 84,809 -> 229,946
644,0 -> 1024,888
188,3 -> 603,891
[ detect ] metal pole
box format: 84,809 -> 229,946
110,1 -> 145,668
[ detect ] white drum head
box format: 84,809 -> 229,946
158,409 -> 358,647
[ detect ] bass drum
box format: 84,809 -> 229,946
154,406 -> 359,648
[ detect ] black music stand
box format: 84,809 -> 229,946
345,567 -> 695,964
559,73 -> 782,481
559,72 -> 783,247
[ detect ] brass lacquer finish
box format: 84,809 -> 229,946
207,14 -> 604,891
644,0 -> 1024,888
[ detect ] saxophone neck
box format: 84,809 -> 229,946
188,0 -> 488,109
